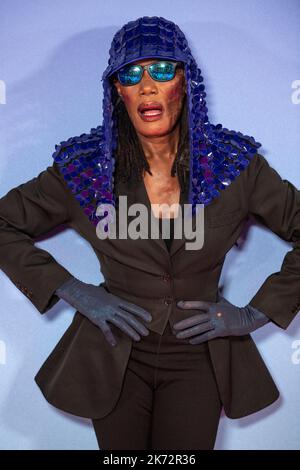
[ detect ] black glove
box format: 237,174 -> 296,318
55,277 -> 152,347
173,294 -> 270,344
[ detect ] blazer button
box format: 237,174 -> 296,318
164,296 -> 173,305
162,273 -> 171,282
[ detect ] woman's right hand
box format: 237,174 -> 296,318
55,276 -> 152,347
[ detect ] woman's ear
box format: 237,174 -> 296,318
113,79 -> 123,99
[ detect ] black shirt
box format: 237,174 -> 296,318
158,216 -> 176,252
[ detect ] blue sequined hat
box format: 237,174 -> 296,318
52,15 -> 261,227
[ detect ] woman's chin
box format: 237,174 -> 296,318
137,122 -> 174,138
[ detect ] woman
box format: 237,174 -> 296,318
0,16 -> 299,450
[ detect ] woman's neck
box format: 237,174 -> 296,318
137,123 -> 180,167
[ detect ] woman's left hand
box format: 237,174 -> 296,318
173,295 -> 270,344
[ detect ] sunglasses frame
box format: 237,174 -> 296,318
116,60 -> 181,86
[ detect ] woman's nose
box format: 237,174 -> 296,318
139,70 -> 158,94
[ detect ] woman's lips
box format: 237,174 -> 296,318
138,102 -> 164,122
138,108 -> 163,122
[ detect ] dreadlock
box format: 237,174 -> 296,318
110,81 -> 190,193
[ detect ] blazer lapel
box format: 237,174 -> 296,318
169,186 -> 194,257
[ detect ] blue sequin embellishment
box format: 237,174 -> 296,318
52,15 -> 261,225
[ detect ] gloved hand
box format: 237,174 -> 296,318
173,294 -> 270,344
55,276 -> 152,347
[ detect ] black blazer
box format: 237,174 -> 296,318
0,152 -> 299,419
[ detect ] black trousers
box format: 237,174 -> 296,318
92,321 -> 223,450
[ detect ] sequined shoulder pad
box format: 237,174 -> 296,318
51,125 -> 112,224
195,122 -> 262,205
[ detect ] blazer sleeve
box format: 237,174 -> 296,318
247,153 -> 300,329
0,161 -> 74,314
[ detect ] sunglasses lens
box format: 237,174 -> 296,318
149,62 -> 176,81
117,61 -> 178,85
118,65 -> 142,85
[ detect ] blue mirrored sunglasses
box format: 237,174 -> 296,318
116,61 -> 182,86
